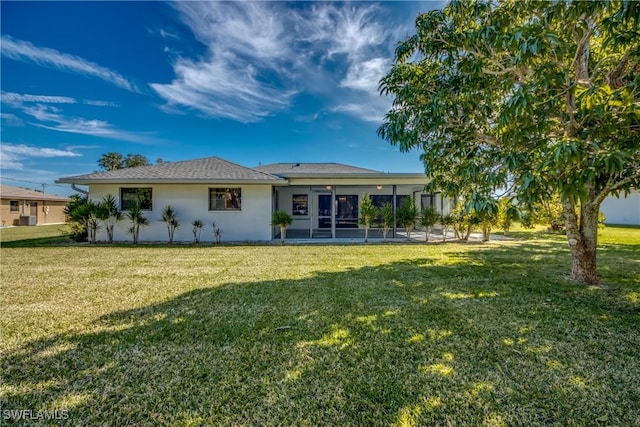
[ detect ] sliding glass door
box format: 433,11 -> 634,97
318,195 -> 359,228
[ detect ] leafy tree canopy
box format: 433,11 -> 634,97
379,0 -> 639,284
98,152 -> 152,171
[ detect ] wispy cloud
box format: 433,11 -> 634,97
82,99 -> 119,107
1,142 -> 81,170
2,92 -> 76,104
1,35 -> 138,92
152,2 -> 403,123
19,104 -> 154,143
1,113 -> 24,127
151,2 -> 296,123
2,91 -> 119,108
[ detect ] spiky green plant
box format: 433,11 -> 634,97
161,206 -> 180,244
192,219 -> 204,243
420,207 -> 440,242
271,210 -> 293,243
97,194 -> 123,243
379,202 -> 395,241
397,197 -> 419,240
359,194 -> 378,242
126,200 -> 149,244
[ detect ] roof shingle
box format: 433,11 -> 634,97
0,185 -> 70,201
254,163 -> 380,177
57,157 -> 285,184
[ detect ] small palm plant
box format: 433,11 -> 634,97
271,210 -> 293,243
97,194 -> 122,243
161,205 -> 180,244
192,219 -> 204,243
84,200 -> 100,244
397,196 -> 419,240
379,202 -> 394,241
420,207 -> 440,242
126,200 -> 149,244
359,193 -> 378,242
440,214 -> 454,242
213,221 -> 223,244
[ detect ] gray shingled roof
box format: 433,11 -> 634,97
254,163 -> 381,177
57,157 -> 286,184
0,185 -> 70,201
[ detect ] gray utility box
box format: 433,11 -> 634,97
19,215 -> 37,226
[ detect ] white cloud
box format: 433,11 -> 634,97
340,58 -> 388,92
1,142 -> 81,170
152,2 -> 402,123
1,113 -> 24,127
1,91 -> 76,104
18,104 -> 155,143
1,35 -> 138,92
331,101 -> 390,124
2,91 -> 118,108
82,99 -> 119,107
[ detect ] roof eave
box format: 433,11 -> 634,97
278,173 -> 426,179
56,178 -> 289,186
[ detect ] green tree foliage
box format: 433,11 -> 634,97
396,197 -> 419,240
97,194 -> 123,243
420,207 -> 440,241
126,200 -> 149,244
520,193 -> 565,232
379,1 -> 640,284
359,194 -> 378,242
271,210 -> 293,243
98,152 -> 124,171
123,154 -> 150,169
450,203 -> 478,242
98,152 -> 151,171
160,205 -> 180,244
440,214 -> 454,243
497,198 -> 519,236
379,202 -> 395,241
65,196 -> 100,243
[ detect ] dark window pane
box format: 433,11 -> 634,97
209,188 -> 241,210
120,188 -> 152,210
292,194 -> 308,216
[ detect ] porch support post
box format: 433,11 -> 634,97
309,186 -> 313,238
331,185 -> 336,239
272,187 -> 277,240
392,185 -> 397,238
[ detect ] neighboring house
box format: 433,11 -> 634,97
0,185 -> 70,226
56,156 -> 451,242
600,189 -> 640,226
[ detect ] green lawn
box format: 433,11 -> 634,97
0,224 -> 73,246
1,227 -> 639,425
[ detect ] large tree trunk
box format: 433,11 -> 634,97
562,199 -> 599,285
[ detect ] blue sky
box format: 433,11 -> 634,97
1,1 -> 442,196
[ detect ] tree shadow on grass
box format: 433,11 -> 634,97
3,245 -> 639,426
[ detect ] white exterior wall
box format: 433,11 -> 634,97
89,183 -> 273,242
600,190 -> 640,225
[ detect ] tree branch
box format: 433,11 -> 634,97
606,46 -> 637,88
592,172 -> 640,208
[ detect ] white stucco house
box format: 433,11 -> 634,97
600,189 -> 640,226
56,156 -> 452,242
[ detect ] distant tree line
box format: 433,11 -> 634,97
98,152 -> 165,171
